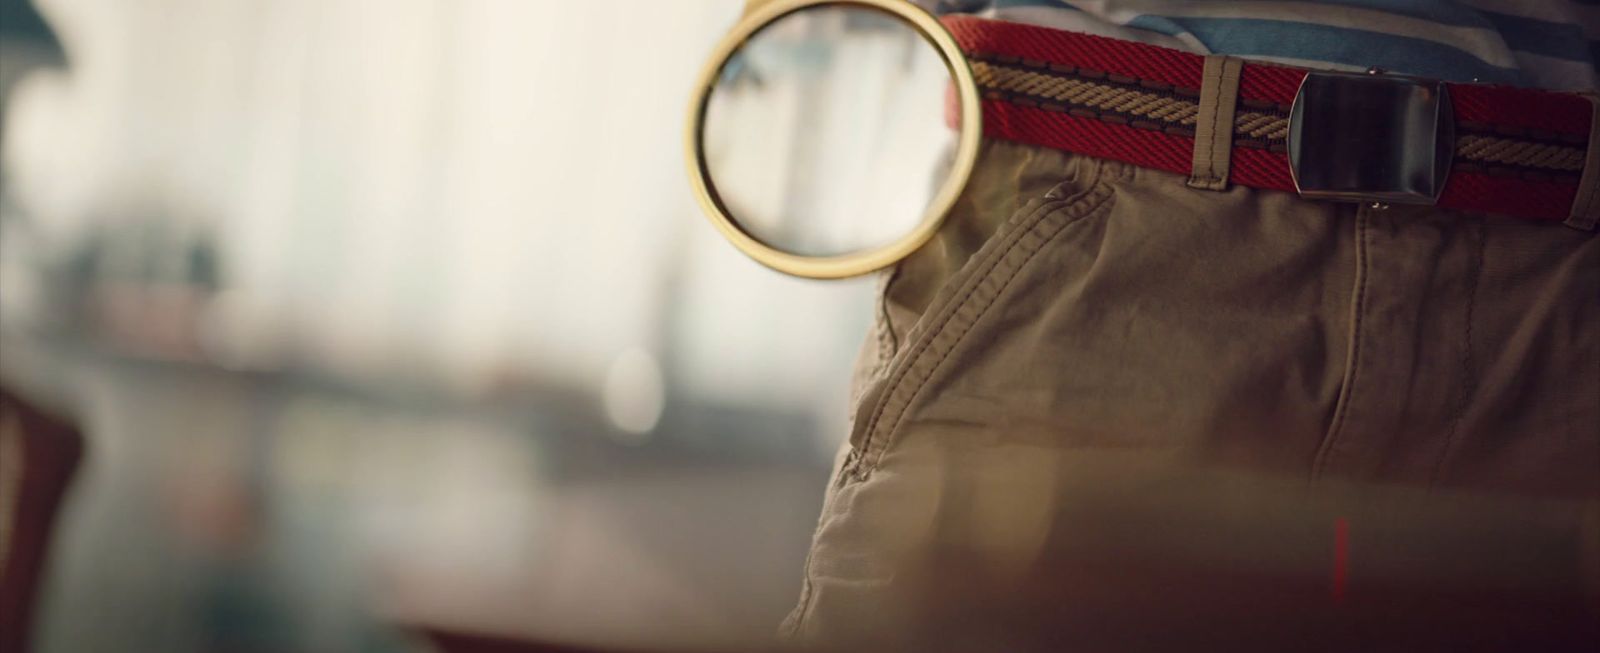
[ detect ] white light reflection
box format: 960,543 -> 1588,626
603,346 -> 664,441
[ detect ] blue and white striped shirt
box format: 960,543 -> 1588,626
929,0 -> 1600,90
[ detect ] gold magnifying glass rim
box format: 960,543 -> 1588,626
685,0 -> 983,279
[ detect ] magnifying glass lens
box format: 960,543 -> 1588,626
700,5 -> 961,259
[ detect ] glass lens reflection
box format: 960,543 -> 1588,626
701,5 -> 959,258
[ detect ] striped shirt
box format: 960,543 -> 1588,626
927,1 -> 1600,90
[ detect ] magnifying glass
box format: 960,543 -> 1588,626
686,0 -> 982,279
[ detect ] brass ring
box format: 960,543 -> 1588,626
685,0 -> 983,279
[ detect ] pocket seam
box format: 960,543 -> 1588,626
850,177 -> 1118,478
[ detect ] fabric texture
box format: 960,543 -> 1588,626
925,0 -> 1600,91
782,139 -> 1600,649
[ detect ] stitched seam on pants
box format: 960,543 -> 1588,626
1314,210 -> 1371,480
859,183 -> 1118,475
1195,60 -> 1226,184
1431,218 -> 1484,487
867,188 -> 1112,472
850,197 -> 1063,476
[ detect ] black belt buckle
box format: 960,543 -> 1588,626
1288,70 -> 1454,205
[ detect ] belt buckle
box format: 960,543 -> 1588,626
1287,70 -> 1454,205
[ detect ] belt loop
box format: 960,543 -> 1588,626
1187,55 -> 1244,191
1568,93 -> 1600,230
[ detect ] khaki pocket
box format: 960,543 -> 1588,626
842,159 -> 1120,478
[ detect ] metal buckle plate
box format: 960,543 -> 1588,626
1287,70 -> 1453,205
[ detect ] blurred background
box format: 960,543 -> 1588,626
0,1 -> 879,651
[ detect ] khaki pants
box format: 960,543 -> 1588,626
783,141 -> 1600,649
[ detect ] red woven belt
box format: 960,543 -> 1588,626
944,15 -> 1595,222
